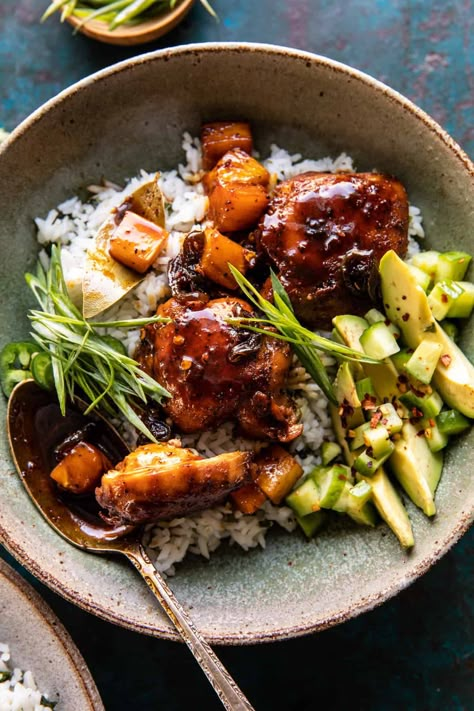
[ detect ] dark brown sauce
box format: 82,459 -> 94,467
8,381 -> 135,548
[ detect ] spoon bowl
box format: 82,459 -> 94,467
7,380 -> 254,711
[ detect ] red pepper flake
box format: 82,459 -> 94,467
362,395 -> 378,410
398,382 -> 408,394
347,429 -> 356,439
370,411 -> 383,428
440,354 -> 452,367
402,313 -> 410,321
398,374 -> 409,384
411,406 -> 424,419
441,294 -> 448,303
416,429 -> 426,437
429,418 -> 436,427
338,474 -> 347,481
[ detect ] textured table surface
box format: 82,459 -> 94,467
0,1 -> 473,709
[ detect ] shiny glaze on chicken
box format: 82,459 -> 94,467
135,296 -> 302,442
96,442 -> 252,523
257,172 -> 409,328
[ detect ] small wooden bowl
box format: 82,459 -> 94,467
66,0 -> 195,46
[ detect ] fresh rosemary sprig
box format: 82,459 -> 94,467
41,0 -> 217,31
228,265 -> 380,405
25,245 -> 170,441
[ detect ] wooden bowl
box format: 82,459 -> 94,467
65,0 -> 195,46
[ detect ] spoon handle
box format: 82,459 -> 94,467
125,542 -> 255,711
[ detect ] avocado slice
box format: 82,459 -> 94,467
380,250 -> 474,418
358,467 -> 414,548
388,422 -> 443,517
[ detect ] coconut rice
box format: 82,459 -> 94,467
0,643 -> 54,711
34,135 -> 423,575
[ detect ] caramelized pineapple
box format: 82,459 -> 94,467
201,121 -> 253,170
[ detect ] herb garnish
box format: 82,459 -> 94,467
26,246 -> 170,441
228,266 -> 380,405
42,0 -> 217,31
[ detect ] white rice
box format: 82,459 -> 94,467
34,135 -> 423,575
0,643 -> 54,711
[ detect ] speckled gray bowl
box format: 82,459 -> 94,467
0,43 -> 473,644
0,559 -> 103,709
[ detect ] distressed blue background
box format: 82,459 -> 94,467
0,1 -> 473,709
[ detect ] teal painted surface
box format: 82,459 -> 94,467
0,1 -> 473,710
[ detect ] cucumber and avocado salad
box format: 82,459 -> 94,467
324,248 -> 474,548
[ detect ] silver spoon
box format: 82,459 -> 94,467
7,380 -> 254,711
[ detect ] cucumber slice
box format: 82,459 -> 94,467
391,348 -> 413,374
410,250 -> 441,282
359,322 -> 400,360
286,477 -> 321,517
421,419 -> 449,453
296,510 -> 328,538
437,409 -> 471,435
363,424 -> 392,458
364,308 -> 401,337
436,251 -> 472,281
333,480 -> 377,527
428,280 -> 464,321
378,403 -> 404,434
350,422 -> 371,450
321,441 -> 342,466
407,263 -> 431,292
312,464 -> 348,508
405,341 -> 443,385
355,377 -> 377,403
446,281 -> 474,318
354,444 -> 394,477
400,389 -> 443,418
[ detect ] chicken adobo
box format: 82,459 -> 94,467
256,172 -> 409,328
135,295 -> 302,442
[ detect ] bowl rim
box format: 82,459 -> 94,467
0,557 -> 104,709
0,42 -> 473,644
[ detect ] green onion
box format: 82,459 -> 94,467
25,245 -> 170,441
41,0 -> 218,29
228,266 -> 381,405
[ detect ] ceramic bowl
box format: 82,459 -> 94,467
65,0 -> 195,46
0,43 -> 472,644
0,558 -> 103,709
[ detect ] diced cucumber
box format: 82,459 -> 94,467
405,340 -> 443,384
420,418 -> 449,453
363,425 -> 392,458
410,250 -> 441,282
311,464 -> 348,508
407,263 -> 431,292
436,251 -> 472,281
359,322 -> 400,360
364,308 -> 400,338
355,377 -> 377,403
321,441 -> 342,466
296,510 -> 328,538
428,280 -> 464,321
378,402 -> 404,433
349,422 -> 371,450
391,348 -> 412,373
437,409 -> 471,436
354,443 -> 394,477
446,281 -> 474,318
400,389 -> 443,418
441,320 -> 459,341
333,480 -> 377,527
286,477 -> 320,517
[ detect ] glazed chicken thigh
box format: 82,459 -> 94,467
257,172 -> 409,328
135,296 -> 302,442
